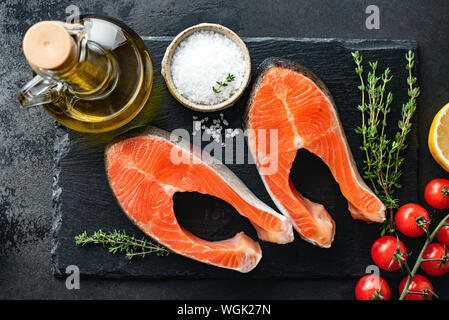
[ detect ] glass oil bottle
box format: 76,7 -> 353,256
18,15 -> 153,133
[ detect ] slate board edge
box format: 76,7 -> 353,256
52,264 -> 358,280
141,35 -> 417,48
51,124 -> 71,277
51,37 -> 419,279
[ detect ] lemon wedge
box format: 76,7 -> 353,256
429,103 -> 449,172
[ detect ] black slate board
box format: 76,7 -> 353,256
52,37 -> 418,278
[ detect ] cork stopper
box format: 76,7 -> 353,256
23,21 -> 76,71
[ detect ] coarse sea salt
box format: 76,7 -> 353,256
171,31 -> 246,105
192,113 -> 241,147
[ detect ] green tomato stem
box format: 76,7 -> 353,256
399,212 -> 449,300
421,258 -> 445,262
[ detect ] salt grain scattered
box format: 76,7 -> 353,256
192,113 -> 240,147
171,31 -> 246,105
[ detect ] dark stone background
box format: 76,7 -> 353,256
1,0 -> 448,299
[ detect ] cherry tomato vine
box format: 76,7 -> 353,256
398,213 -> 449,299
356,179 -> 449,300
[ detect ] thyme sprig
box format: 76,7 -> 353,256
212,73 -> 235,93
75,229 -> 171,260
352,50 -> 419,235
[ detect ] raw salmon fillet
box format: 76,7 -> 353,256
105,127 -> 293,273
244,58 -> 386,248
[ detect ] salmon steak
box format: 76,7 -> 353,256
244,58 -> 386,248
105,127 -> 293,273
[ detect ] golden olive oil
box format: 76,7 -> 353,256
19,16 -> 153,133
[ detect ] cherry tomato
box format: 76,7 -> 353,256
425,178 -> 449,209
355,274 -> 391,300
371,236 -> 407,271
395,203 -> 429,237
399,274 -> 434,300
436,219 -> 449,248
421,243 -> 449,276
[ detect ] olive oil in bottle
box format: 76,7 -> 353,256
18,15 -> 153,133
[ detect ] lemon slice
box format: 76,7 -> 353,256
429,102 -> 449,172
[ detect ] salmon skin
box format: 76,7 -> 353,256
244,58 -> 386,248
105,127 -> 293,273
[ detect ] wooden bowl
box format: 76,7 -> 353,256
161,23 -> 251,112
